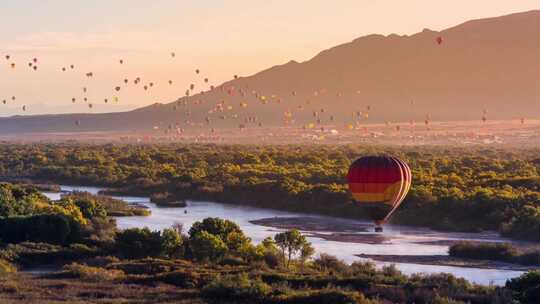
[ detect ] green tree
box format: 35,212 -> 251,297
115,228 -> 163,259
299,242 -> 315,270
274,229 -> 309,268
161,228 -> 183,258
188,217 -> 242,241
190,231 -> 228,262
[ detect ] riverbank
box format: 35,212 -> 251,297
357,254 -> 540,272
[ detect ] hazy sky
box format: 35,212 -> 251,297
1,1 -> 538,116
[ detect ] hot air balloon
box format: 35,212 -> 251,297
347,156 -> 411,232
5,55 -> 10,60
436,36 -> 443,45
72,98 -> 76,103
62,67 -> 66,72
195,69 -> 200,74
22,105 -> 26,111
115,86 -> 121,92
171,52 -> 176,58
10,63 -> 15,69
119,59 -> 124,64
168,80 -> 173,85
204,78 -> 209,83
32,58 -> 37,63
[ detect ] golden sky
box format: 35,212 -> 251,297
1,1 -> 538,115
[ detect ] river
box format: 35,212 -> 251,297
43,185 -> 526,286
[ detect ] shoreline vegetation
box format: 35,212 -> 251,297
1,144 -> 540,242
357,254 -> 539,272
0,181 -> 539,302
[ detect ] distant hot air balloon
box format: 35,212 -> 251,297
436,36 -> 443,45
119,59 -> 124,64
347,156 -> 411,232
115,86 -> 121,92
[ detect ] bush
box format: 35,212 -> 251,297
157,270 -> 201,288
506,270 -> 540,304
189,231 -> 228,262
0,259 -> 16,275
279,289 -> 377,304
201,273 -> 271,301
0,214 -> 82,244
313,254 -> 348,274
62,263 -> 124,282
115,228 -> 163,259
189,217 -> 243,242
449,241 -> 517,261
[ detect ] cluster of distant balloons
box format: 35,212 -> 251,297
2,36 -> 525,128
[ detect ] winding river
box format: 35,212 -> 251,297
43,185 -> 527,286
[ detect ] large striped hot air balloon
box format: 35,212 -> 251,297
347,156 -> 411,232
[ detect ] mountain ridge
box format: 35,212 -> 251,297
2,9 -> 540,134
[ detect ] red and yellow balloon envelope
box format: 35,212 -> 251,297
347,156 -> 411,232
